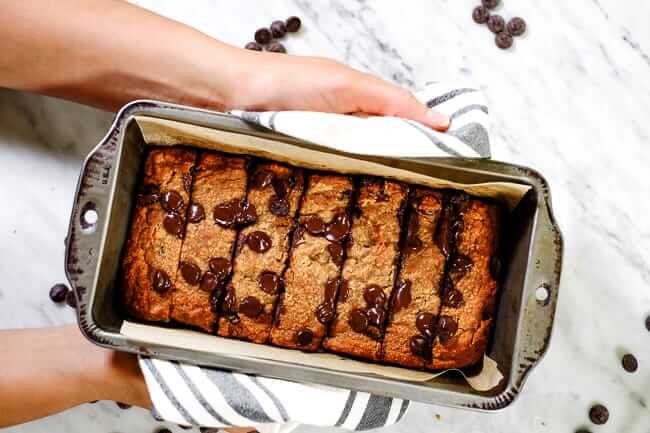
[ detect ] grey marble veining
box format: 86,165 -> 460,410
1,0 -> 649,432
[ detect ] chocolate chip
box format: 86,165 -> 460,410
349,309 -> 369,333
187,203 -> 205,223
338,279 -> 350,303
180,262 -> 201,285
222,285 -> 237,315
259,271 -> 282,294
366,306 -> 386,327
272,177 -> 289,198
163,213 -> 184,238
208,257 -> 230,281
252,170 -> 274,189
254,28 -> 272,44
451,254 -> 473,275
266,42 -> 286,54
316,302 -> 336,324
292,226 -> 306,247
622,354 -> 638,373
236,200 -> 257,226
116,402 -> 132,409
286,16 -> 301,33
327,243 -> 345,265
487,15 -> 505,33
49,283 -> 68,303
214,199 -> 257,228
409,335 -> 431,359
437,315 -> 458,343
296,329 -> 313,346
246,231 -> 272,253
481,0 -> 499,9
363,285 -> 386,308
324,277 -> 340,302
406,215 -> 423,253
472,6 -> 490,24
239,296 -> 263,317
303,215 -> 326,234
495,31 -> 513,49
270,197 -> 290,216
574,429 -> 591,433
324,213 -> 351,242
416,312 -> 437,339
589,404 -> 609,425
65,290 -> 77,308
270,20 -> 287,38
507,17 -> 526,36
245,41 -> 263,51
391,280 -> 412,313
160,191 -> 184,213
199,271 -> 220,293
156,429 -> 172,433
646,315 -> 650,331
442,288 -> 464,308
153,270 -> 171,293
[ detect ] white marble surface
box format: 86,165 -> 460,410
1,0 -> 649,432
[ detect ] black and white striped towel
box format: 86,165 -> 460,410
230,81 -> 490,158
140,357 -> 409,432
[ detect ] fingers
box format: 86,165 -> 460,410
392,92 -> 451,132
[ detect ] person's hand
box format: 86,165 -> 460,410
227,53 -> 450,131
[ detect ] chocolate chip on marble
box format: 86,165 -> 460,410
495,31 -> 513,49
646,315 -> 650,331
65,290 -> 77,308
481,0 -> 499,9
487,15 -> 505,33
49,283 -> 69,303
246,231 -> 272,253
153,269 -> 171,293
296,329 -> 313,346
589,404 -> 609,425
239,296 -> 263,317
156,429 -> 172,433
270,20 -> 287,38
245,41 -> 263,51
266,42 -> 286,53
254,27 -> 272,44
506,17 -> 527,36
285,16 -> 301,33
622,353 -> 638,373
472,6 -> 490,24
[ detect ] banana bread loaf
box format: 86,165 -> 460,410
323,178 -> 408,360
121,147 -> 197,322
270,174 -> 353,351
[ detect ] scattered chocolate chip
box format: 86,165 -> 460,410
239,296 -> 263,317
442,288 -> 465,308
156,429 -> 172,433
507,17 -> 526,36
410,335 -> 431,359
65,290 -> 77,308
187,203 -> 205,223
589,404 -> 609,425
349,309 -> 369,333
208,257 -> 230,281
270,20 -> 287,38
364,285 -> 387,308
303,215 -> 326,234
270,197 -> 290,216
324,213 -> 351,242
296,329 -> 313,346
163,213 -> 184,238
495,31 -> 513,49
646,315 -> 650,331
391,280 -> 412,313
574,429 -> 591,433
622,353 -> 638,373
199,271 -> 220,293
246,231 -> 272,253
327,243 -> 345,265
472,5 -> 490,24
316,302 -> 336,324
160,191 -> 184,213
245,41 -> 263,51
254,27 -> 272,44
259,271 -> 282,294
253,170 -> 275,189
481,0 -> 499,9
116,402 -> 131,409
416,312 -> 437,339
487,15 -> 505,33
49,283 -> 68,303
266,42 -> 286,53
285,16 -> 301,33
366,306 -> 386,327
180,262 -> 202,285
153,270 -> 171,293
437,315 -> 458,343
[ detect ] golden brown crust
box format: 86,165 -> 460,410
170,153 -> 247,331
323,179 -> 408,360
382,190 -> 446,368
269,174 -> 353,351
217,163 -> 304,343
431,198 -> 500,369
121,147 -> 197,322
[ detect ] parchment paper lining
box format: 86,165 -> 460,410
119,115 -> 531,391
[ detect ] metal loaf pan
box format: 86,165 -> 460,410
65,101 -> 563,411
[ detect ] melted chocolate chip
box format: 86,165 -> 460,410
327,243 -> 345,265
153,270 -> 171,293
391,280 -> 412,314
180,262 -> 201,285
292,226 -> 306,247
442,288 -> 465,308
366,306 -> 386,327
259,271 -> 282,294
252,170 -> 274,189
415,312 -> 437,339
296,329 -> 313,346
451,254 -> 473,275
324,278 -> 340,302
239,296 -> 263,317
338,280 -> 350,302
324,213 -> 351,242
435,203 -> 455,258
246,231 -> 272,253
272,177 -> 289,199
236,201 -> 257,226
363,285 -> 386,308
349,309 -> 369,333
406,215 -> 423,253
269,197 -> 290,216
316,302 -> 336,324
214,199 -> 257,228
437,315 -> 458,343
222,286 -> 237,315
208,257 -> 230,281
410,335 -> 431,359
199,271 -> 220,293
161,191 -> 184,213
187,203 -> 205,223
163,213 -> 184,238
303,215 -> 326,235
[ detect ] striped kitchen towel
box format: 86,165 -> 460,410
231,81 -> 490,158
140,357 -> 409,432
